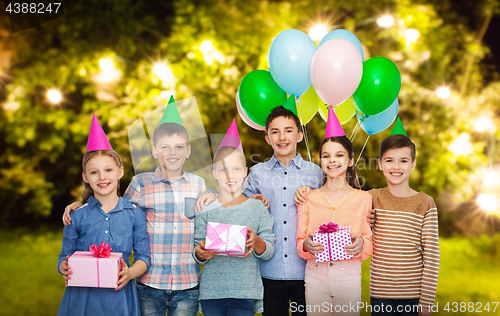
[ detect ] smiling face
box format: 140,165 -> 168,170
82,154 -> 124,199
378,147 -> 416,186
320,140 -> 353,180
152,133 -> 191,177
265,116 -> 303,160
212,150 -> 248,196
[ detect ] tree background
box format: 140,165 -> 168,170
0,0 -> 499,314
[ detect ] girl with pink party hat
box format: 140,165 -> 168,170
193,119 -> 276,316
295,107 -> 373,316
56,114 -> 150,316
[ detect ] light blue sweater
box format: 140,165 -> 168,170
193,198 -> 276,313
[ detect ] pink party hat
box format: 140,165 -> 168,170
86,114 -> 113,152
324,106 -> 346,138
219,119 -> 243,151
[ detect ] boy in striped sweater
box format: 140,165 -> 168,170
295,134 -> 439,316
368,134 -> 439,316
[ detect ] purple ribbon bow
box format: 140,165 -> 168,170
318,222 -> 339,234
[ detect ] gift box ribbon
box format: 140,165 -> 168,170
87,241 -> 113,287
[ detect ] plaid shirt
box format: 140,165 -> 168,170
124,167 -> 206,290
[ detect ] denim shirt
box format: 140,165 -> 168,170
244,153 -> 323,280
57,195 -> 151,272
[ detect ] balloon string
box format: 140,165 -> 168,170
349,121 -> 360,141
355,135 -> 370,166
350,122 -> 362,142
296,97 -> 312,162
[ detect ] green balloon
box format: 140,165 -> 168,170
353,57 -> 401,116
239,70 -> 287,127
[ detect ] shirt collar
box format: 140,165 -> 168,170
153,166 -> 189,184
87,195 -> 129,213
268,153 -> 303,170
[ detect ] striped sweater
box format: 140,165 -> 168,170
369,187 -> 440,308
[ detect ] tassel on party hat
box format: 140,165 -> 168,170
324,106 -> 346,138
159,95 -> 183,126
86,114 -> 113,152
219,119 -> 243,151
390,117 -> 407,136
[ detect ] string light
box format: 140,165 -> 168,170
483,168 -> 500,187
474,116 -> 495,132
153,63 -> 175,87
47,89 -> 62,104
377,15 -> 395,28
405,28 -> 420,44
448,133 -> 473,156
99,58 -> 115,71
436,86 -> 451,99
309,25 -> 328,41
476,193 -> 499,213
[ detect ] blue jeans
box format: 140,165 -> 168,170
370,298 -> 420,316
201,299 -> 254,316
136,281 -> 199,316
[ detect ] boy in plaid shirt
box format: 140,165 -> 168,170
63,101 -> 206,316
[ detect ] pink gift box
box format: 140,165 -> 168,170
313,226 -> 353,262
205,222 -> 247,257
67,251 -> 123,288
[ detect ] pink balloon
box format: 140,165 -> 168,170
236,91 -> 266,131
310,38 -> 363,106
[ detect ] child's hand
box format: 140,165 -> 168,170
419,306 -> 432,316
59,255 -> 72,286
304,233 -> 324,259
116,259 -> 132,291
195,241 -> 215,261
250,194 -> 269,210
295,187 -> 311,205
245,228 -> 256,257
62,201 -> 83,226
195,193 -> 216,213
366,209 -> 376,228
345,237 -> 364,258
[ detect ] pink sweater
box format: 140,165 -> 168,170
296,189 -> 373,261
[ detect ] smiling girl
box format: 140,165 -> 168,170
57,116 -> 150,316
295,135 -> 373,316
193,145 -> 276,316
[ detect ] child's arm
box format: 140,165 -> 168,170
248,204 -> 276,260
62,201 -> 84,226
294,186 -> 311,205
345,194 -> 373,259
418,203 -> 440,312
116,204 -> 151,290
193,211 -> 215,263
57,215 -> 80,282
296,201 -> 324,259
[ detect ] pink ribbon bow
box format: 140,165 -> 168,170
89,241 -> 112,258
318,222 -> 339,234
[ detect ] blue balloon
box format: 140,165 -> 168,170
269,29 -> 316,96
319,29 -> 364,61
357,99 -> 399,135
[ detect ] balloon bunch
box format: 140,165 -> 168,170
237,28 -> 402,140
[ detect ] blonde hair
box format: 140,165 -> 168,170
81,150 -> 123,203
213,146 -> 246,170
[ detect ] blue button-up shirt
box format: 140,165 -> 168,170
244,153 -> 323,280
56,195 -> 151,315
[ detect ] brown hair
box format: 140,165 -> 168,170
153,122 -> 189,147
81,150 -> 123,203
265,105 -> 301,132
212,146 -> 246,170
379,135 -> 416,161
319,136 -> 360,190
